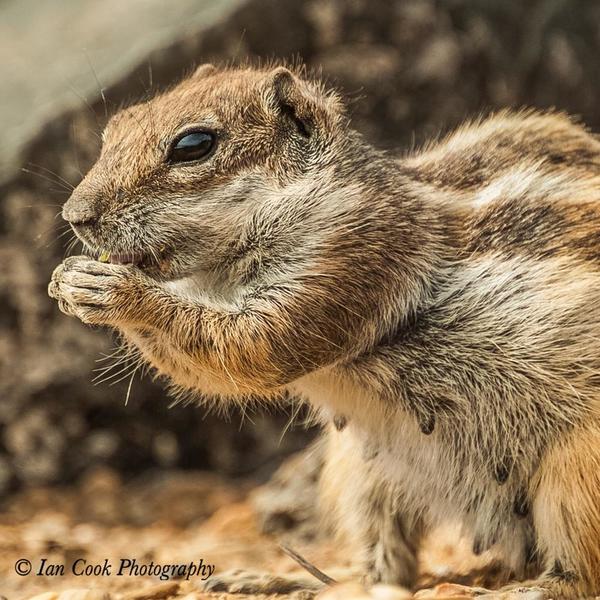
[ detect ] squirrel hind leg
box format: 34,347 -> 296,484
504,426 -> 600,599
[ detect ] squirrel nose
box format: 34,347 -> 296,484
62,189 -> 101,226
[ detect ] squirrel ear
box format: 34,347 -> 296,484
192,63 -> 217,79
268,67 -> 297,102
263,67 -> 313,137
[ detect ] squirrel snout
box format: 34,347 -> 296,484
62,189 -> 101,227
62,208 -> 98,227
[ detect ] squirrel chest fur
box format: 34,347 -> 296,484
50,64 -> 600,598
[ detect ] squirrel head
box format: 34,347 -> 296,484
62,64 -> 347,281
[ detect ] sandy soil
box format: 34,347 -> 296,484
0,467 -> 340,600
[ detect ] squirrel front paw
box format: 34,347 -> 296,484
48,255 -> 149,326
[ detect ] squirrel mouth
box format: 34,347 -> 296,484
95,247 -> 171,274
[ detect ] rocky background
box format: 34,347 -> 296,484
2,0 -> 600,496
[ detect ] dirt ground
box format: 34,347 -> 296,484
0,468 -> 270,599
0,463 -> 516,600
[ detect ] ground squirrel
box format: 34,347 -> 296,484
49,64 -> 600,599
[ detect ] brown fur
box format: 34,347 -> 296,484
49,64 -> 600,598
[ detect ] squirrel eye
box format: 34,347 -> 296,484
167,130 -> 216,164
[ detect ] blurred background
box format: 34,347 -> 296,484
2,0 -> 600,596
